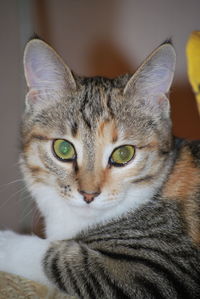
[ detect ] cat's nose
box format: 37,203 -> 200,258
78,190 -> 100,204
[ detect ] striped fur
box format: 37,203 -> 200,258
20,40 -> 200,298
43,140 -> 200,299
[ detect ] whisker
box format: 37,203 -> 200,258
20,196 -> 33,212
13,160 -> 21,167
20,205 -> 36,223
0,186 -> 28,209
0,178 -> 24,191
32,208 -> 43,234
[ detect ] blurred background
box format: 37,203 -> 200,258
0,0 -> 200,234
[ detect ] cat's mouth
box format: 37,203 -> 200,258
66,194 -> 123,210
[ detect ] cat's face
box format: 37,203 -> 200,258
20,40 -> 176,220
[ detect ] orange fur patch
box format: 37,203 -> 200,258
162,147 -> 200,244
162,148 -> 200,199
97,119 -> 118,143
29,165 -> 48,175
78,169 -> 101,193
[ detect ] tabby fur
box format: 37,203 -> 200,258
3,39 -> 200,299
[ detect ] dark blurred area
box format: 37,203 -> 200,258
0,0 -> 199,233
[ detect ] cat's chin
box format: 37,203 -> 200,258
66,198 -> 122,211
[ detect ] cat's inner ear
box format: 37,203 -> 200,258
124,43 -> 176,97
23,39 -> 76,101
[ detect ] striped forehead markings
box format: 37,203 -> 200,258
97,119 -> 118,143
71,121 -> 78,137
79,78 -> 117,129
106,94 -> 115,118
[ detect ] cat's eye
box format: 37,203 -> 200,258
53,139 -> 76,161
110,145 -> 135,167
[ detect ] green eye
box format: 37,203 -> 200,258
110,145 -> 135,166
53,139 -> 76,161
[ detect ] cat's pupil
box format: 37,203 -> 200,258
59,142 -> 70,155
119,147 -> 130,160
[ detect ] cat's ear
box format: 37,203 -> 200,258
23,39 -> 76,106
124,43 -> 176,105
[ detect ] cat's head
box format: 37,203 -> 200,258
20,39 -> 175,220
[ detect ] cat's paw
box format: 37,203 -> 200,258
0,231 -> 17,258
0,230 -> 51,286
0,230 -> 19,268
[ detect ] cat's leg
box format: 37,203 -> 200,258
0,230 -> 51,286
43,239 -> 125,298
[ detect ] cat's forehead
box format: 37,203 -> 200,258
40,75 -> 130,132
23,73 -> 161,147
73,75 -> 131,127
76,74 -> 131,90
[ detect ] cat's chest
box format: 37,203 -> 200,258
44,205 -> 102,240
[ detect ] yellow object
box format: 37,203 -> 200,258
186,31 -> 200,114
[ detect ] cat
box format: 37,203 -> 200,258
0,39 -> 199,299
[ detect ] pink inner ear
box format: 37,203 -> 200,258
25,60 -> 43,88
24,43 -> 63,89
154,94 -> 169,115
25,62 -> 54,89
157,94 -> 167,105
24,40 -> 77,94
25,61 -> 40,89
26,89 -> 40,104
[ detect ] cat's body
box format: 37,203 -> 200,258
0,40 -> 199,299
45,190 -> 200,299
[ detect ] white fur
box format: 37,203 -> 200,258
0,230 -> 51,285
32,181 -> 155,241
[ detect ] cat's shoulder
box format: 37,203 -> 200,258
174,137 -> 200,165
187,140 -> 200,162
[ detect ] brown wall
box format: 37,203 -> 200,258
0,0 -> 199,233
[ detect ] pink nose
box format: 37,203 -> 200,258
78,190 -> 100,204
